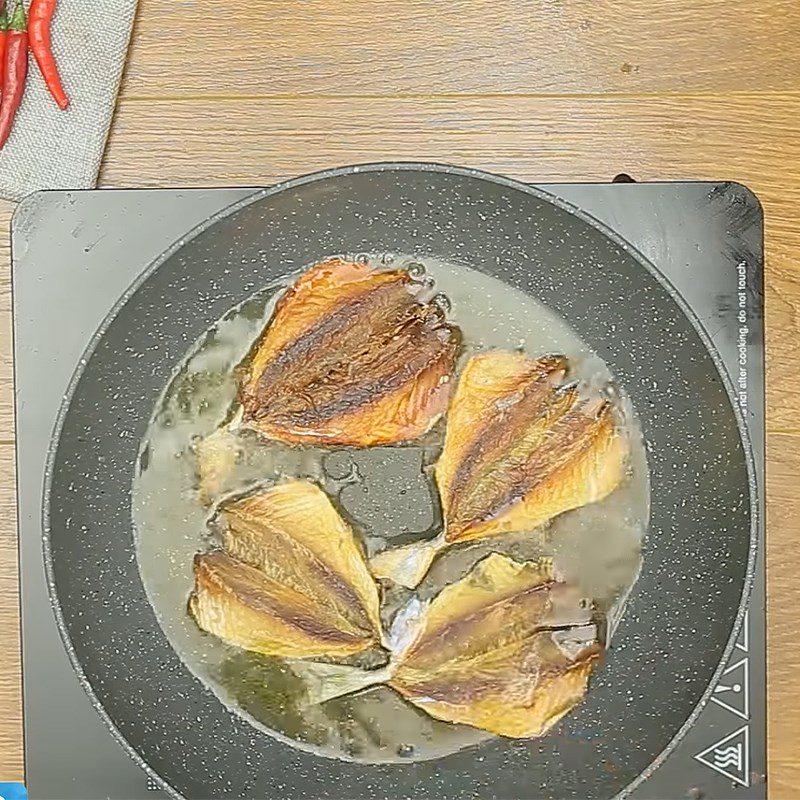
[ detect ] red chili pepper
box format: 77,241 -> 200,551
0,4 -> 9,96
0,0 -> 28,150
29,0 -> 68,110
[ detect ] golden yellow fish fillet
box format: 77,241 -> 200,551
189,480 -> 382,659
371,351 -> 628,587
388,554 -> 600,738
238,258 -> 461,446
220,481 -> 382,637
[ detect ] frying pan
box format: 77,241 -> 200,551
44,164 -> 755,799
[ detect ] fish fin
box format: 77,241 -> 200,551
369,539 -> 441,589
290,660 -> 395,706
196,425 -> 239,506
387,596 -> 430,657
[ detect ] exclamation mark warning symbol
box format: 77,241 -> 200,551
711,656 -> 749,719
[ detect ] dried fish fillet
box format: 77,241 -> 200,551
190,551 -> 373,659
189,480 -> 382,659
390,555 -> 600,737
238,258 -> 461,446
371,351 -> 628,587
438,352 -> 628,540
221,481 -> 382,638
305,554 -> 600,739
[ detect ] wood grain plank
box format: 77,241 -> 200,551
0,446 -> 21,783
0,201 -> 18,781
101,93 -> 800,195
122,0 -> 800,98
0,209 -> 20,779
766,432 -> 800,797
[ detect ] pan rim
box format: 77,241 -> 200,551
40,161 -> 759,800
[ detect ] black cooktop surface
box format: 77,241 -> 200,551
11,181 -> 765,800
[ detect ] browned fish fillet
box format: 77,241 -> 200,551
238,258 -> 461,446
220,480 -> 382,638
304,554 -> 600,738
189,480 -> 382,659
389,554 -> 601,738
371,351 -> 628,587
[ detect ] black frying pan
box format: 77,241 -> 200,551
44,164 -> 754,799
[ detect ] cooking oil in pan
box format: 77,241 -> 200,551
132,253 -> 649,763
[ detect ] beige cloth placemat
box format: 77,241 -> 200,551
0,0 -> 138,201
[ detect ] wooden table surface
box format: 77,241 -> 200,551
0,0 -> 798,795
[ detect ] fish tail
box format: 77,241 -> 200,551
369,539 -> 441,589
293,661 -> 397,706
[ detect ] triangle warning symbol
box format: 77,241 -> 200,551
694,725 -> 750,787
711,657 -> 749,719
735,609 -> 749,653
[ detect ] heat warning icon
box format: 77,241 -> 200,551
694,725 -> 750,787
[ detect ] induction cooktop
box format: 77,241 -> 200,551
10,180 -> 765,800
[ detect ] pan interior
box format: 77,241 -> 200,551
132,251 -> 649,764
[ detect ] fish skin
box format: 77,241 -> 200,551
460,396 -> 627,542
219,480 -> 382,638
239,258 -> 461,446
391,646 -> 597,738
388,554 -> 601,738
190,551 -> 375,659
435,352 -> 569,530
189,480 -> 383,659
371,351 -> 629,588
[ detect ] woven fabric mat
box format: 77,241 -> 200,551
0,0 -> 138,201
